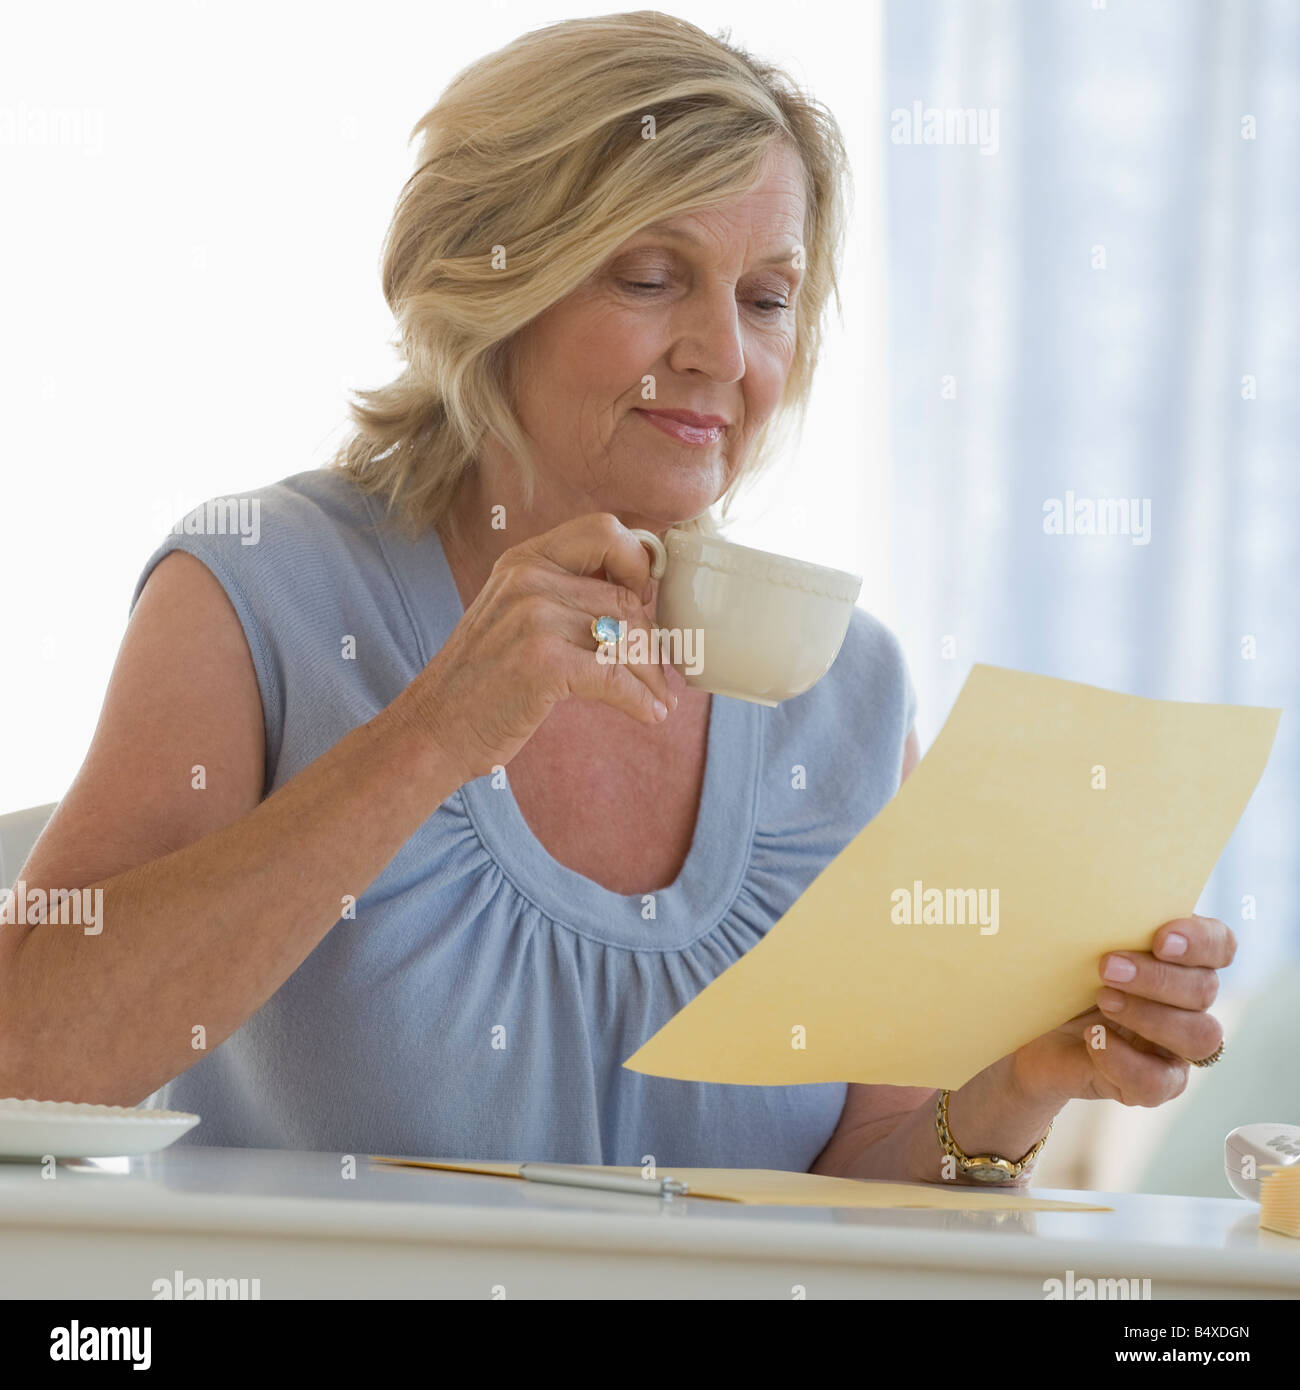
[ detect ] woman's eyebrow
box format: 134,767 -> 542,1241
632,221 -> 803,268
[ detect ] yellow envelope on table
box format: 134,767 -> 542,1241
368,1156 -> 1109,1211
624,664 -> 1280,1091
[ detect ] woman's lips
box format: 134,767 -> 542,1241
634,409 -> 726,446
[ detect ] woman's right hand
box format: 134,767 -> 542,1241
403,512 -> 677,786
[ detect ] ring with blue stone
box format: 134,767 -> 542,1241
590,615 -> 622,650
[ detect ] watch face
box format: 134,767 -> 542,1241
967,1167 -> 1017,1189
965,1160 -> 1016,1184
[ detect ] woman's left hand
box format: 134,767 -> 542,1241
1010,915 -> 1233,1108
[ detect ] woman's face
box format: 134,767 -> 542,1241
508,141 -> 807,530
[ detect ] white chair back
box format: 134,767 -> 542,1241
0,803 -> 58,888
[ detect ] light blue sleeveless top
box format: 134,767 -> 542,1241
130,468 -> 916,1168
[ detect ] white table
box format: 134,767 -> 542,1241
2,1145 -> 1296,1299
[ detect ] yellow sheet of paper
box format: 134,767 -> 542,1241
623,664 -> 1280,1091
368,1156 -> 1109,1210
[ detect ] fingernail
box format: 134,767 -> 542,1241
1161,932 -> 1188,958
669,693 -> 678,710
653,700 -> 668,721
1097,987 -> 1125,1013
1103,954 -> 1136,983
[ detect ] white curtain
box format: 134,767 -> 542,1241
882,0 -> 1300,997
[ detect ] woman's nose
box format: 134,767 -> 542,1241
665,289 -> 747,381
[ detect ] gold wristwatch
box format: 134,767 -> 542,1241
935,1088 -> 1053,1184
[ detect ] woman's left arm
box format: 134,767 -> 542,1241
811,727 -> 1234,1185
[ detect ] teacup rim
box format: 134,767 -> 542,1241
664,526 -> 864,588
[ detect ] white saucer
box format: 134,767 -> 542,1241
0,1097 -> 199,1160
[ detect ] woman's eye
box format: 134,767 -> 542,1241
619,279 -> 789,313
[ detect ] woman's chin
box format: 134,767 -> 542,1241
602,474 -> 731,530
610,495 -> 717,530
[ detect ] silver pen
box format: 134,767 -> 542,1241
519,1162 -> 689,1198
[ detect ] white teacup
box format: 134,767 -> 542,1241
627,527 -> 862,707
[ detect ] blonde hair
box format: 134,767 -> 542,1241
330,10 -> 851,541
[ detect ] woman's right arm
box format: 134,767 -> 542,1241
0,513 -> 670,1106
0,549 -> 470,1106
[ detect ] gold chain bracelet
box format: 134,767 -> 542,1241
935,1088 -> 1054,1184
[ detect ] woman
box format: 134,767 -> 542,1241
2,13 -> 1229,1182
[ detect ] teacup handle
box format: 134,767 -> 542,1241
627,528 -> 667,580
